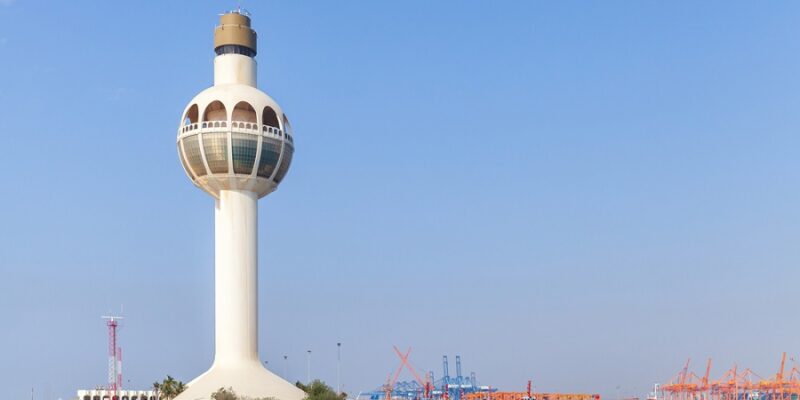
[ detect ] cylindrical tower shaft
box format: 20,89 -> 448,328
213,189 -> 259,366
214,55 -> 256,86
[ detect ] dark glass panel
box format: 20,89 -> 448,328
232,133 -> 258,174
257,138 -> 282,178
273,143 -> 294,183
214,44 -> 256,57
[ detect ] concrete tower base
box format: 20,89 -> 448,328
175,362 -> 306,400
171,190 -> 307,400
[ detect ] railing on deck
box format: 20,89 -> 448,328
179,121 -> 292,143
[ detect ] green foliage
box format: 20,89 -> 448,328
210,387 -> 277,400
212,387 -> 239,400
296,380 -> 344,400
153,376 -> 187,400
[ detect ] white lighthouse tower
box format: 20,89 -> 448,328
174,10 -> 303,400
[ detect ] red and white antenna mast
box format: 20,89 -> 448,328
102,315 -> 124,397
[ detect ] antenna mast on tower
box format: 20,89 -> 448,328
102,315 -> 124,396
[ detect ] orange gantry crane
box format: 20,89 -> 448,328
663,359 -> 713,400
665,353 -> 800,400
382,346 -> 434,400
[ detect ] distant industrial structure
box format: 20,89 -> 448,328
103,315 -> 123,395
661,353 -> 800,400
75,316 -> 157,400
466,393 -> 600,400
361,347 -> 599,400
362,348 -> 492,400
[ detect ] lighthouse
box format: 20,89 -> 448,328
174,10 -> 303,400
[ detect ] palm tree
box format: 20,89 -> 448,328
154,375 -> 186,400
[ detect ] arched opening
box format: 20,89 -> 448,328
262,106 -> 280,129
203,100 -> 227,122
84,396 -> 91,400
184,104 -> 198,126
93,396 -> 100,400
232,101 -> 257,123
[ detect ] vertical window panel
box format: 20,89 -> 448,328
232,133 -> 258,174
257,138 -> 282,178
203,132 -> 228,173
178,142 -> 195,179
273,143 -> 293,183
181,135 -> 206,177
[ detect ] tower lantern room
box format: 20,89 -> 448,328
214,12 -> 257,56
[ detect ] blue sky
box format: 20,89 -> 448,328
2,1 -> 800,399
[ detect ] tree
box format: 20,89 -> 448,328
297,380 -> 344,400
210,387 -> 276,400
212,387 -> 239,400
154,375 -> 187,400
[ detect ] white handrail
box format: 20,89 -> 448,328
178,121 -> 285,138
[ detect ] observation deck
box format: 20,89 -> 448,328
177,120 -> 294,198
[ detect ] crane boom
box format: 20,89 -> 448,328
392,346 -> 426,388
679,358 -> 691,385
703,358 -> 712,387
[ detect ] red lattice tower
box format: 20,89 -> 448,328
102,315 -> 123,398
